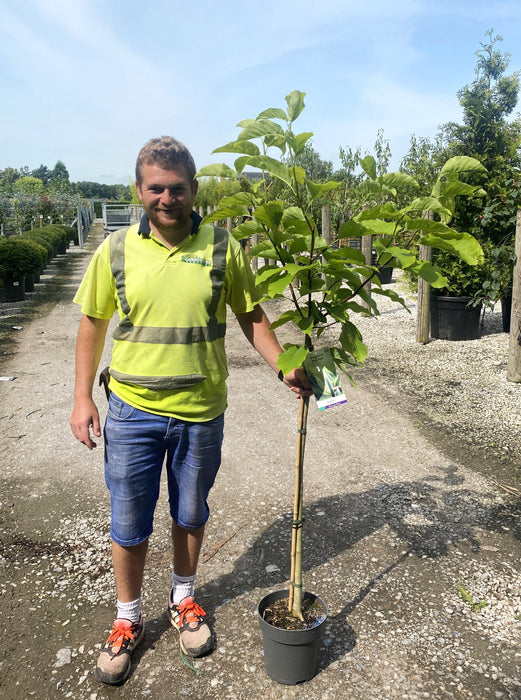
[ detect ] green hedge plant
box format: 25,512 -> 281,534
0,236 -> 47,281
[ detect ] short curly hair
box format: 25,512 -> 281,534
135,136 -> 197,185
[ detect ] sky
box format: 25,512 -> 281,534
1,0 -> 521,186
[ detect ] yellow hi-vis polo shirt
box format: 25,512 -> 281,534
73,213 -> 260,421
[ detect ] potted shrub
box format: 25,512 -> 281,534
430,248 -> 490,340
197,91 -> 485,684
22,230 -> 54,267
0,236 -> 47,301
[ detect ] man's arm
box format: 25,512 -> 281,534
235,305 -> 312,397
70,314 -> 110,449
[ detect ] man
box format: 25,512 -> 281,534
70,136 -> 311,686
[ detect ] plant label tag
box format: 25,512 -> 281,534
304,348 -> 347,410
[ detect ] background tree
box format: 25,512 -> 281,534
439,29 -> 521,240
50,160 -> 71,194
14,176 -> 44,198
0,167 -> 22,195
31,164 -> 52,186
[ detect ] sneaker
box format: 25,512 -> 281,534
94,616 -> 144,685
167,593 -> 214,657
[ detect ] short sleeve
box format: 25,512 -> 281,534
224,235 -> 261,314
73,237 -> 117,319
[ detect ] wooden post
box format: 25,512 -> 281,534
416,211 -> 434,344
226,217 -> 233,233
321,205 -> 331,245
507,210 -> 521,382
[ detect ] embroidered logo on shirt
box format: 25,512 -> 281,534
181,255 -> 211,267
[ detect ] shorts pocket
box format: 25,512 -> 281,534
107,394 -> 135,421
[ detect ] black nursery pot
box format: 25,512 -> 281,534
257,589 -> 328,685
430,295 -> 482,341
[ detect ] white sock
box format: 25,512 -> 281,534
116,596 -> 142,623
171,572 -> 196,605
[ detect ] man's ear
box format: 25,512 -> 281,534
192,179 -> 199,196
135,181 -> 143,202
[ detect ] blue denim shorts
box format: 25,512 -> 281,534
104,394 -> 224,547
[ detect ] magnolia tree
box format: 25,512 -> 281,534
196,91 -> 486,620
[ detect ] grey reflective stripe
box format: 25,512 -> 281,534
109,225 -> 229,345
109,369 -> 206,389
114,322 -> 226,344
109,228 -> 131,317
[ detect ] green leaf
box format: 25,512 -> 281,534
305,180 -> 340,201
212,140 -> 260,156
358,180 -> 395,197
232,219 -> 265,240
249,243 -> 278,258
434,179 -> 482,197
254,201 -> 284,230
323,246 -> 366,265
337,220 -> 370,238
269,309 -> 303,331
378,246 -> 416,269
195,164 -> 237,179
264,134 -> 287,152
419,231 -> 484,265
247,155 -> 303,188
282,207 -> 313,236
339,322 -> 368,363
356,203 -> 400,221
360,155 -> 377,180
285,90 -> 306,122
200,192 -> 255,225
353,219 -> 397,236
372,287 -> 408,309
407,197 -> 452,218
290,132 -> 314,155
440,156 -> 487,176
380,172 -> 419,189
256,107 -> 288,121
405,218 -> 458,235
288,236 -> 312,255
295,316 -> 314,335
237,119 -> 284,141
411,260 -> 448,287
234,156 -> 253,174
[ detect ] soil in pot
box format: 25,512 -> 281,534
258,589 -> 328,685
262,595 -> 326,630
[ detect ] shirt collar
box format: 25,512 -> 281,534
138,211 -> 202,238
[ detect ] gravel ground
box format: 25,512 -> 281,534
1,225 -> 521,699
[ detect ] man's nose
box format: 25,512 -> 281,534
160,189 -> 176,205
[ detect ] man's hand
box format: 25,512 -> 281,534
281,367 -> 313,398
70,396 -> 101,450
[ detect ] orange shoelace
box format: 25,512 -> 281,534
105,619 -> 139,656
176,600 -> 206,628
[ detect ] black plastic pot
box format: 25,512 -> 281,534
501,295 -> 512,333
430,295 -> 482,341
0,277 -> 25,303
377,266 -> 393,284
258,589 -> 327,685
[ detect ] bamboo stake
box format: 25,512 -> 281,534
288,395 -> 308,620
